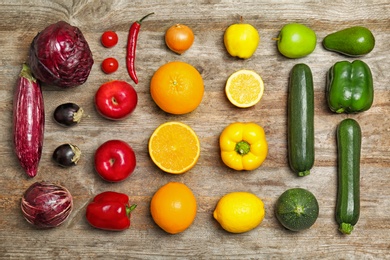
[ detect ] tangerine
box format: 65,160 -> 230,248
148,121 -> 200,174
150,61 -> 204,114
150,182 -> 197,234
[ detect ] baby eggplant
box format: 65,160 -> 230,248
52,143 -> 81,167
53,103 -> 83,127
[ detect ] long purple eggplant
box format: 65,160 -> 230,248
13,64 -> 44,177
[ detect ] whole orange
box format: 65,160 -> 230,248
150,61 -> 204,115
150,182 -> 197,234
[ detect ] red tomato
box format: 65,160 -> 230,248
94,80 -> 138,120
101,31 -> 118,48
101,57 -> 119,74
94,140 -> 136,182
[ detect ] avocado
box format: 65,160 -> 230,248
323,26 -> 375,57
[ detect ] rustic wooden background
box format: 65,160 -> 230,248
0,0 -> 389,259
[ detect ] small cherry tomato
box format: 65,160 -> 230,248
101,31 -> 118,48
101,57 -> 119,74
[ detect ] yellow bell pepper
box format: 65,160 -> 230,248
220,122 -> 268,171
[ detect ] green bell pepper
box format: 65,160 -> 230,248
326,60 -> 373,113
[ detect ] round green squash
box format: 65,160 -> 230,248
275,188 -> 319,231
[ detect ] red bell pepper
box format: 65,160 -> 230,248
86,191 -> 136,231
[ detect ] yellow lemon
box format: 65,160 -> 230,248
213,191 -> 265,233
225,69 -> 264,108
224,22 -> 260,59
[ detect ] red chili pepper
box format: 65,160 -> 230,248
86,191 -> 136,231
126,12 -> 154,84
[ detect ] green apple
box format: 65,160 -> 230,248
275,23 -> 316,58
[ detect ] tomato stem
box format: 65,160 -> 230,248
235,140 -> 250,156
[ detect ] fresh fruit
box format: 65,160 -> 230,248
275,188 -> 319,232
224,19 -> 260,59
148,122 -> 200,174
336,118 -> 361,235
101,31 -> 119,48
165,24 -> 194,54
323,26 -> 375,56
95,80 -> 138,120
101,57 -> 119,74
94,140 -> 136,182
275,23 -> 316,58
150,182 -> 197,234
288,64 -> 314,177
213,191 -> 265,233
150,61 -> 204,114
225,69 -> 264,108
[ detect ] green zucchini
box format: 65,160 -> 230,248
336,118 -> 361,235
288,63 -> 315,177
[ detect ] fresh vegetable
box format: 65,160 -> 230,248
21,181 -> 73,228
126,12 -> 154,84
165,24 -> 194,54
213,192 -> 265,233
86,191 -> 136,231
53,102 -> 83,127
274,23 -> 316,58
323,26 -> 375,57
28,21 -> 94,88
94,140 -> 136,182
94,80 -> 138,120
13,64 -> 44,178
326,60 -> 373,113
52,143 -> 81,167
219,122 -> 268,171
101,30 -> 118,48
275,188 -> 319,231
101,57 -> 119,74
288,64 -> 315,177
336,118 -> 361,235
224,18 -> 260,59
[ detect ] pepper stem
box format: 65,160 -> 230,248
235,140 -> 251,156
126,204 -> 137,217
138,12 -> 154,23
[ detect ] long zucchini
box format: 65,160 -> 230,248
288,63 -> 315,177
336,118 -> 361,234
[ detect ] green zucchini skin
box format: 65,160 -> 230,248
288,63 -> 315,177
336,118 -> 361,235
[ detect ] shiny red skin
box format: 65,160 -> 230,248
86,191 -> 134,231
13,64 -> 44,177
94,80 -> 137,120
101,31 -> 118,48
94,140 -> 136,182
101,57 -> 119,74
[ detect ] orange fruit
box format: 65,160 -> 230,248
148,121 -> 200,174
150,61 -> 204,114
225,69 -> 264,108
150,182 -> 197,234
165,24 -> 195,54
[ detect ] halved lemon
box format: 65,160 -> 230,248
148,122 -> 200,174
225,69 -> 264,108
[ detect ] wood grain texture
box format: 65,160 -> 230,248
0,0 -> 389,259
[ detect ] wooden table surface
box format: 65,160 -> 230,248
1,0 -> 389,259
